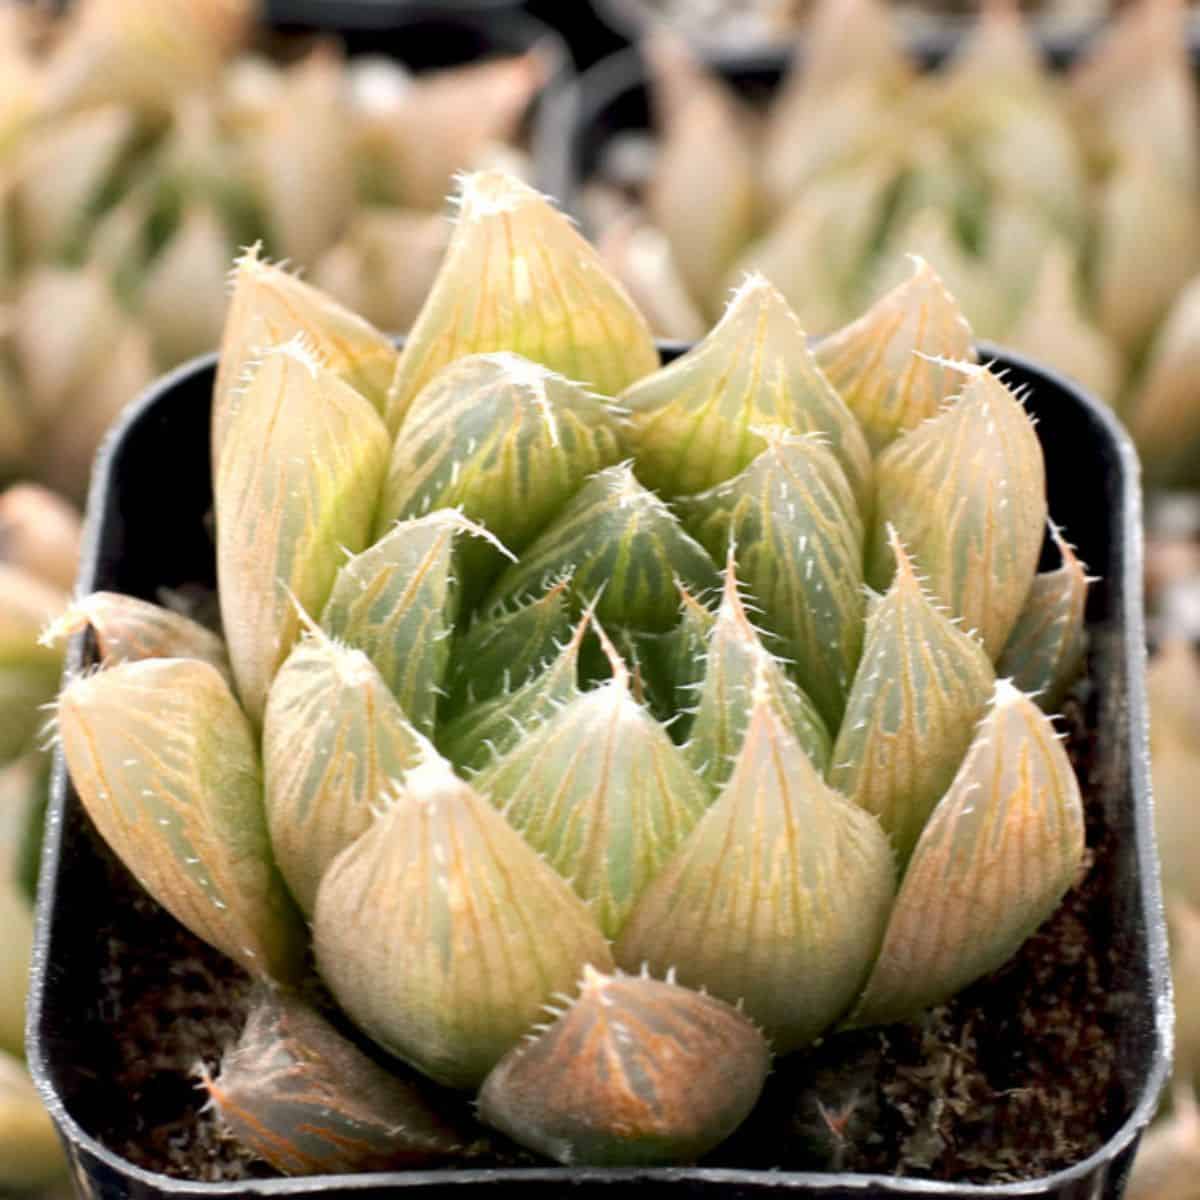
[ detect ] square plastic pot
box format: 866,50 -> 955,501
27,345 -> 1169,1200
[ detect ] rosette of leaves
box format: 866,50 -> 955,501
0,0 -> 550,500
56,171 -> 1088,1176
588,0 -> 1200,473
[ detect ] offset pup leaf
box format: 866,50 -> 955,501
388,171 -> 659,430
263,631 -> 427,914
478,967 -> 770,1166
313,754 -> 614,1089
815,257 -> 976,454
475,648 -> 711,938
206,989 -> 467,1175
997,524 -> 1090,712
377,354 -> 624,589
621,274 -> 871,506
215,247 -> 397,475
486,463 -> 720,634
57,658 -> 305,980
869,365 -> 1047,660
320,511 -> 479,734
686,558 -> 830,792
436,609 -> 588,774
42,591 -> 230,680
616,679 -> 895,1052
849,680 -> 1085,1028
830,530 -> 995,865
217,340 -> 390,725
680,431 -> 864,729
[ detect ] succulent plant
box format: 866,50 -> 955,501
0,0 -> 550,500
0,483 -> 77,1187
56,171 -> 1089,1174
586,0 -> 1200,483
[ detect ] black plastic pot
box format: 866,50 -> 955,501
539,37 -> 1087,233
27,342 -> 1169,1199
264,0 -> 529,29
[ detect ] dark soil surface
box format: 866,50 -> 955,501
62,660 -> 1130,1186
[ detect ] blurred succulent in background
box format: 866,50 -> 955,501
585,0 -> 1200,484
53,171 -> 1090,1174
0,0 -> 550,501
0,483 -> 78,1189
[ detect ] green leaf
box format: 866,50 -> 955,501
215,247 -> 397,477
388,171 -> 659,431
679,431 -> 865,729
830,529 -> 995,866
815,257 -> 976,454
486,463 -> 721,634
475,641 -> 711,939
216,340 -> 390,725
263,631 -> 428,915
848,680 -> 1085,1028
996,524 -> 1090,711
615,677 -> 895,1052
320,511 -> 483,735
686,557 -> 830,792
206,989 -> 467,1174
621,274 -> 872,507
868,364 -> 1047,660
312,754 -> 614,1089
376,353 -> 624,596
57,658 -> 306,980
478,967 -> 770,1166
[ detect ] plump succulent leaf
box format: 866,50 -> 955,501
686,557 -> 830,792
263,631 -> 427,915
320,511 -> 478,735
0,483 -> 81,593
996,524 -> 1089,712
437,610 -> 589,775
616,678 -> 895,1052
377,353 -> 624,594
830,531 -> 995,865
206,989 -> 468,1175
42,590 -> 230,679
620,275 -> 872,506
57,658 -> 305,980
388,171 -> 659,431
868,364 -> 1046,660
486,463 -> 720,634
313,754 -> 614,1089
644,42 -> 757,316
815,257 -> 976,454
848,680 -> 1085,1028
215,247 -> 397,476
445,576 -> 574,712
478,966 -> 770,1166
475,646 -> 711,939
679,431 -> 864,729
216,340 -> 390,725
